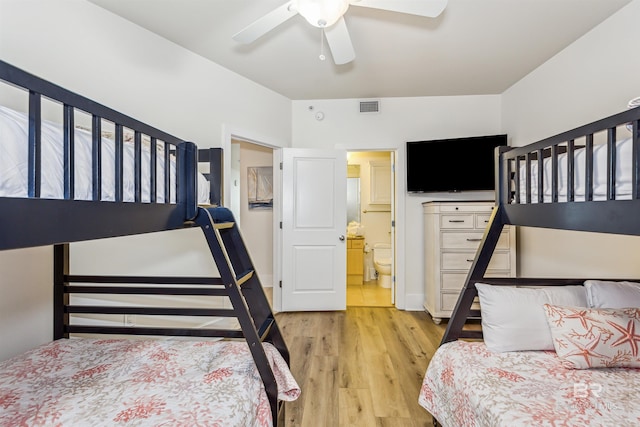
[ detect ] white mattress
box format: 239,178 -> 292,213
0,105 -> 209,203
517,137 -> 633,203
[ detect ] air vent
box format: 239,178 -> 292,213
359,100 -> 380,113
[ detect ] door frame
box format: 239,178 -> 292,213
221,124 -> 284,310
346,149 -> 402,308
222,126 -> 406,311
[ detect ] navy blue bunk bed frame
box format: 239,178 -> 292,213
0,60 -> 288,425
442,104 -> 640,345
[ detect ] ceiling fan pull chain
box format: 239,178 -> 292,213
319,28 -> 326,61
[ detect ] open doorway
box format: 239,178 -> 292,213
346,150 -> 395,307
229,139 -> 275,292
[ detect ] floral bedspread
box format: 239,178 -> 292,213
0,339 -> 300,426
419,341 -> 640,427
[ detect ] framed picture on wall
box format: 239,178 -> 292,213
247,166 -> 273,209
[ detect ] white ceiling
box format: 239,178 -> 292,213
87,0 -> 631,100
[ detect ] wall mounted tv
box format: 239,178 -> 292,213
406,134 -> 508,193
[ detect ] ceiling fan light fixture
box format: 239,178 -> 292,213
295,0 -> 350,28
233,0 -> 448,65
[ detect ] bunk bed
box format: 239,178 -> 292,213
419,104 -> 640,426
0,61 -> 299,426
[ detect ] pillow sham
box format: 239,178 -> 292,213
543,304 -> 640,369
584,280 -> 640,308
475,283 -> 587,352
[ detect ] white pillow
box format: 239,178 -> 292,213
584,280 -> 640,308
475,283 -> 587,352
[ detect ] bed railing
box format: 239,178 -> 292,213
500,107 -> 640,205
0,61 -> 200,249
496,106 -> 640,235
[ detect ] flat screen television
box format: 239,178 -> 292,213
406,134 -> 508,193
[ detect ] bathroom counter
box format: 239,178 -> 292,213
347,237 -> 364,285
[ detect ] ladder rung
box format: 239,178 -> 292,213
66,325 -> 244,338
236,270 -> 254,286
66,275 -> 225,285
213,222 -> 235,230
459,330 -> 483,340
64,285 -> 228,296
257,315 -> 275,341
66,306 -> 237,317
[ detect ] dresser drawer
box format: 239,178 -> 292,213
441,272 -> 468,291
442,251 -> 511,270
440,214 -> 474,229
441,252 -> 476,270
441,293 -> 481,312
441,293 -> 459,312
441,231 -> 511,250
439,204 -> 493,213
441,232 -> 483,249
475,214 -> 491,229
442,270 -> 514,292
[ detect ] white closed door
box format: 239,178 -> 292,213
280,148 -> 346,311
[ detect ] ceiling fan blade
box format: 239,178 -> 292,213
350,0 -> 447,18
232,2 -> 298,44
324,17 -> 356,65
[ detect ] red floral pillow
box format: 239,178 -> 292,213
543,304 -> 640,369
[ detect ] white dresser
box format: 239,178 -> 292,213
423,201 -> 516,324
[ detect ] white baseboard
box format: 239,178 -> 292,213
404,293 -> 426,311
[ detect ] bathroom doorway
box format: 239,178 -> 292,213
345,151 -> 395,307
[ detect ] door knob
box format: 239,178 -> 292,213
339,235 -> 345,241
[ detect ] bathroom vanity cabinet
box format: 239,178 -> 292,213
347,237 -> 364,285
423,201 -> 516,324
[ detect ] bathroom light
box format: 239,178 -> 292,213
295,0 -> 350,28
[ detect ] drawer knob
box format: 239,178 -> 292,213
466,259 -> 474,262
448,219 -> 465,223
466,238 -> 482,242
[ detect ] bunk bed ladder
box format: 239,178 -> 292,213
194,206 -> 288,425
440,205 -> 506,344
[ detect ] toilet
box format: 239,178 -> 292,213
373,243 -> 392,289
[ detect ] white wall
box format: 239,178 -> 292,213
292,95 -> 502,309
0,0 -> 291,359
0,0 -> 292,148
503,0 -> 640,147
502,0 -> 640,279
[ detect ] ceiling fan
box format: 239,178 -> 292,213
232,0 -> 448,65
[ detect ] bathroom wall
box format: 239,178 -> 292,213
347,151 -> 392,250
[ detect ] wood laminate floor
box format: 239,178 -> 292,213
275,307 -> 446,427
347,280 -> 393,307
